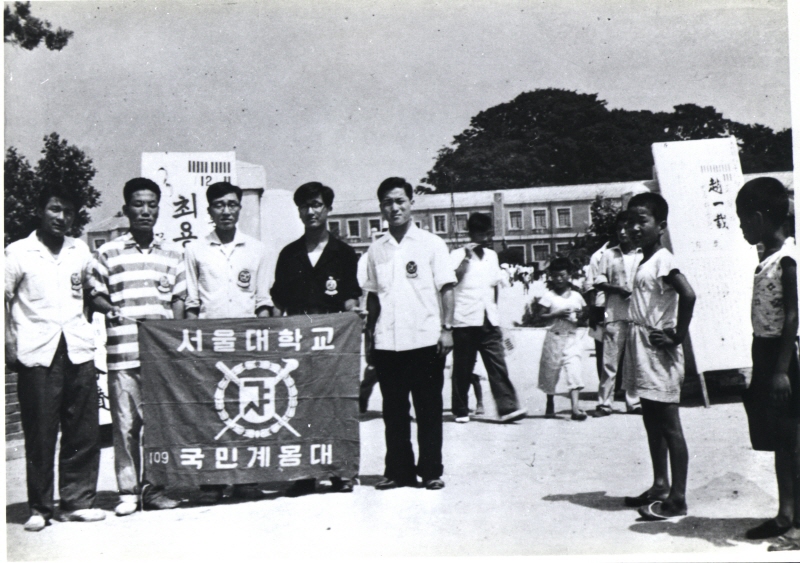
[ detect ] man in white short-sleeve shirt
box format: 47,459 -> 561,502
450,212 -> 526,423
5,189 -> 105,531
363,177 -> 456,491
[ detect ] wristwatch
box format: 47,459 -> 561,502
442,324 -> 453,331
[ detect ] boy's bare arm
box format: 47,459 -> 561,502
650,270 -> 696,348
771,258 -> 798,405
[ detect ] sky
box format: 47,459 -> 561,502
3,0 -> 793,227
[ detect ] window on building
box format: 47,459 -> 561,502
556,208 -> 572,228
368,218 -> 381,233
533,244 -> 550,262
556,242 -> 572,254
328,221 -> 340,237
93,238 -> 106,250
433,214 -> 447,234
455,213 -> 469,233
508,210 -> 523,230
347,219 -> 360,238
532,209 -> 548,229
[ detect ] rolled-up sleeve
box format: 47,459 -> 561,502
432,238 -> 457,290
255,247 -> 275,310
172,250 -> 187,301
183,243 -> 201,310
88,252 -> 110,299
362,247 -> 378,294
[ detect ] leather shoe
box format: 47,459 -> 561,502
423,478 -> 445,490
375,477 -> 417,490
331,478 -> 354,493
143,495 -> 180,510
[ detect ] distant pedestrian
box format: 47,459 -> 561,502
535,257 -> 588,420
622,192 -> 696,521
5,188 -> 105,531
450,212 -> 526,423
363,177 -> 457,491
593,211 -> 642,416
735,178 -> 800,550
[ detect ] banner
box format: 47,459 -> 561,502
140,313 -> 361,488
141,152 -> 237,248
652,137 -> 756,373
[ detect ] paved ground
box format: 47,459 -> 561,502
5,283 -> 786,559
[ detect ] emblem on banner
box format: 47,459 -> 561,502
406,261 -> 418,278
324,276 -> 338,296
157,276 -> 172,293
237,269 -> 251,289
70,272 -> 82,297
213,359 -> 301,440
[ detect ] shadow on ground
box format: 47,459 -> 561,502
542,490 -> 632,512
629,516 -> 768,548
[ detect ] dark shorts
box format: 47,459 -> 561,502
742,337 -> 800,452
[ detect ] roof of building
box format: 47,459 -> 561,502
330,171 -> 794,217
88,213 -> 128,232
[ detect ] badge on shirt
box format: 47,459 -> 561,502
325,276 -> 338,296
70,272 -> 82,298
406,261 -> 418,278
237,269 -> 252,290
157,276 -> 172,293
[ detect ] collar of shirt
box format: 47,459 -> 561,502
207,229 -> 248,247
22,230 -> 77,261
121,232 -> 166,250
379,222 -> 422,247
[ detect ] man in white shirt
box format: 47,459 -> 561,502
184,181 -> 273,504
363,177 -> 456,491
451,213 -> 526,423
5,188 -> 105,531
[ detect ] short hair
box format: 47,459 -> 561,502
467,212 -> 493,233
736,177 -> 790,225
627,192 -> 668,223
293,182 -> 334,208
548,256 -> 571,273
123,177 -> 161,204
206,181 -> 243,204
37,186 -> 81,211
614,209 -> 631,228
377,177 -> 413,201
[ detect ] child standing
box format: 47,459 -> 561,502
536,257 -> 589,421
735,178 -> 800,550
622,192 -> 696,520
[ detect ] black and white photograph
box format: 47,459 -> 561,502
3,0 -> 797,559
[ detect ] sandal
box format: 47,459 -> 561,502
746,519 -> 792,540
624,489 -> 669,507
638,501 -> 687,521
570,411 -> 587,421
768,534 -> 800,552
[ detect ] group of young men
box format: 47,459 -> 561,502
5,174 -> 526,530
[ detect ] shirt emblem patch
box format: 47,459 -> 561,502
406,261 -> 418,278
71,272 -> 82,297
237,269 -> 252,289
157,276 -> 172,293
325,276 -> 338,296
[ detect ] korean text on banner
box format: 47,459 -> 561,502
652,137 -> 757,374
139,313 -> 361,488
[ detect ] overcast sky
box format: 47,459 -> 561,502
4,0 -> 793,226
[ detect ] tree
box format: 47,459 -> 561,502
4,133 -> 101,246
423,89 -> 793,193
4,1 -> 72,51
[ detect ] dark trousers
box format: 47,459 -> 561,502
451,318 -> 520,418
374,346 -> 445,482
17,336 -> 100,520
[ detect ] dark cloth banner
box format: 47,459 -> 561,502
139,313 -> 361,488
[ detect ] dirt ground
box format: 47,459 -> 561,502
5,283 -> 789,560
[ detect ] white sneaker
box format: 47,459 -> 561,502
62,508 -> 106,522
454,416 -> 470,423
115,501 -> 138,517
23,514 -> 47,532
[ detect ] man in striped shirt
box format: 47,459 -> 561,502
90,178 -> 186,516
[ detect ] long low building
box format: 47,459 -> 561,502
326,171 -> 793,269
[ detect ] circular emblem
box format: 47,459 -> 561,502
406,261 -> 418,278
237,269 -> 252,289
324,276 -> 338,296
70,272 -> 82,297
157,276 -> 172,293
214,359 -> 300,440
